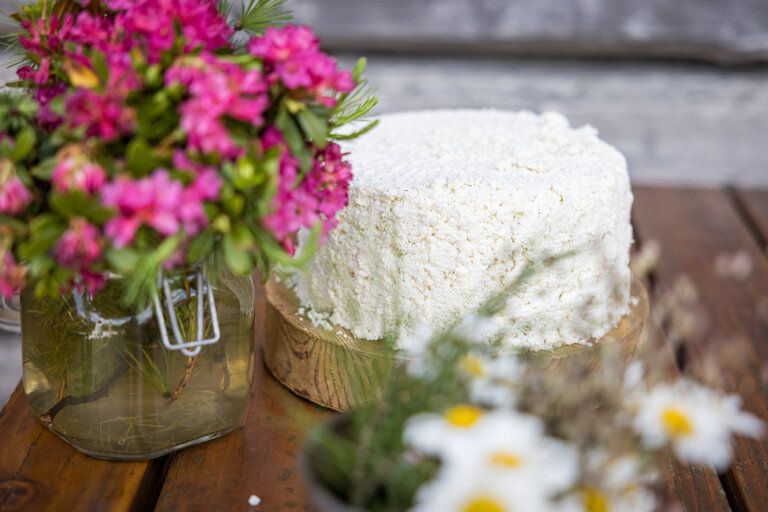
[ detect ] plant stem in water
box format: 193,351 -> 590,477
164,354 -> 199,406
41,359 -> 129,424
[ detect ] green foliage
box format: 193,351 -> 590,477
331,58 -> 379,140
235,0 -> 292,35
126,136 -> 168,176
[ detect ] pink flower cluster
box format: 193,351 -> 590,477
65,55 -> 141,141
112,0 -> 232,62
101,168 -> 221,247
54,217 -> 102,268
0,251 -> 26,299
248,26 -> 355,107
17,15 -> 74,84
166,54 -> 268,158
0,175 -> 33,215
33,83 -> 67,129
262,128 -> 352,253
17,0 -> 232,82
51,158 -> 107,193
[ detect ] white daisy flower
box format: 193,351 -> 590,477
409,466 -> 570,512
460,352 -> 524,408
404,407 -> 579,497
630,380 -> 765,470
562,484 -> 655,512
567,451 -> 656,512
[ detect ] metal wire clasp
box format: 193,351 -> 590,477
153,263 -> 220,357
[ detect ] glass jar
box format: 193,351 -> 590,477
20,265 -> 255,460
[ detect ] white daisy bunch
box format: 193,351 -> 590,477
404,405 -> 579,512
629,378 -> 764,470
459,352 -> 524,408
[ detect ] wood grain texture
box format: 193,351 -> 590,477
263,280 -> 395,412
156,287 -> 333,512
633,186 -> 768,511
638,288 -> 730,510
734,189 -> 768,248
286,0 -> 768,64
0,383 -> 167,512
264,277 -> 649,411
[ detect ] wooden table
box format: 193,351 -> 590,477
1,186 -> 767,511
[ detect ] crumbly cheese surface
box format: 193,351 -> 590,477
291,109 -> 633,350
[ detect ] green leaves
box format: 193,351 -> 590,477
186,231 -> 216,263
297,107 -> 330,149
126,136 -> 167,176
13,126 -> 35,161
17,214 -> 64,261
223,226 -> 254,275
275,101 -> 312,173
135,91 -> 179,141
49,191 -> 113,224
106,247 -> 142,276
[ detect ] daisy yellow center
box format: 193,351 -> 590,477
463,497 -> 506,512
661,407 -> 693,437
581,488 -> 608,512
445,405 -> 484,427
489,452 -> 523,468
461,354 -> 486,377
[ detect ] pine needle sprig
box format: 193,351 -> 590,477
235,0 -> 292,35
330,58 -> 379,141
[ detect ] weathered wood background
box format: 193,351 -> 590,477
285,0 -> 768,64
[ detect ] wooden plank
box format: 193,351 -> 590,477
0,383 -> 168,511
285,0 -> 768,64
641,296 -> 730,511
156,287 -> 332,512
633,186 -> 768,511
734,188 -> 768,248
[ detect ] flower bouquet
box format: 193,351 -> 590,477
0,0 -> 376,459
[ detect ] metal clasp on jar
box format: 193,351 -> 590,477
153,263 -> 220,357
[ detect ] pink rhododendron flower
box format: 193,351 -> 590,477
248,26 -> 355,106
18,15 -> 75,63
33,83 -> 66,129
66,88 -> 136,141
177,168 -> 222,235
307,142 -> 352,220
0,252 -> 26,299
76,268 -> 106,295
0,175 -> 33,215
101,169 -> 216,247
51,159 -> 107,194
55,218 -> 103,267
101,170 -> 184,246
261,128 -> 351,251
166,54 -> 268,158
68,11 -> 127,58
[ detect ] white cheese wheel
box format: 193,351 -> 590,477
291,109 -> 633,350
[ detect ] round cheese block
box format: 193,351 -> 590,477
290,109 -> 633,350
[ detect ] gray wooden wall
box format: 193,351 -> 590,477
284,0 -> 768,186
286,0 -> 768,64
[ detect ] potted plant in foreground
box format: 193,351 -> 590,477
0,0 -> 376,460
302,259 -> 766,512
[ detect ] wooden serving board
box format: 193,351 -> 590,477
263,277 -> 649,412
